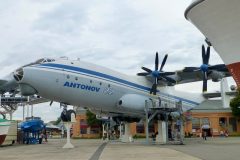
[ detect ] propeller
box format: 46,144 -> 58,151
183,45 -> 228,92
49,100 -> 53,106
137,52 -> 176,95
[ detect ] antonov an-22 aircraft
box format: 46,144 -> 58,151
0,46 -> 230,124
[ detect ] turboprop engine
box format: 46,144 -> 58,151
117,94 -> 150,111
209,70 -> 224,82
19,83 -> 37,96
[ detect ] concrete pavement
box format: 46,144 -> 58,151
1,137 -> 240,160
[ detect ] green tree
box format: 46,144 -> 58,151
86,110 -> 101,126
230,89 -> 240,117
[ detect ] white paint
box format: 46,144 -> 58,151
121,123 -> 133,143
156,120 -> 167,144
62,122 -> 74,149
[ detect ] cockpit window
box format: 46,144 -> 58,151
19,58 -> 55,69
42,58 -> 55,63
33,58 -> 55,64
34,58 -> 45,64
14,58 -> 56,73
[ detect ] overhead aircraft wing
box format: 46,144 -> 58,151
0,74 -> 19,94
141,66 -> 231,87
0,79 -> 8,93
0,80 -> 7,85
27,96 -> 50,105
174,65 -> 231,85
202,91 -> 236,99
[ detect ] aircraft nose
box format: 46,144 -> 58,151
13,67 -> 24,82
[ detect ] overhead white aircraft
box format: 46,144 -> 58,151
0,46 -> 230,123
185,0 -> 240,87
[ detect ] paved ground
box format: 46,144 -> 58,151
0,137 -> 240,160
168,137 -> 240,160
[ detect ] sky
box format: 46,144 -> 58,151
0,0 -> 235,122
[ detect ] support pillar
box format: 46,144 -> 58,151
27,105 -> 29,118
102,123 -> 105,140
31,105 -> 33,117
23,105 -> 25,121
179,120 -> 184,144
156,120 -> 167,144
145,114 -> 149,144
119,122 -> 123,140
106,122 -> 109,140
63,122 -> 74,148
9,111 -> 13,120
121,123 -> 133,142
102,123 -> 108,141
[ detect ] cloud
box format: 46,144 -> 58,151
11,102 -> 62,122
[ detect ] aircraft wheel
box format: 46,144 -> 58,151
66,110 -> 76,122
61,110 -> 68,122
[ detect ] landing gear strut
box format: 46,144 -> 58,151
59,103 -> 76,149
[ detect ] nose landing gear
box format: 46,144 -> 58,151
59,103 -> 76,149
60,103 -> 76,122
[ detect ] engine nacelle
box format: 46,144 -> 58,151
118,94 -> 149,111
209,71 -> 224,82
19,83 -> 37,96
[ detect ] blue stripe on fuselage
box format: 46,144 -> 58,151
32,63 -> 199,106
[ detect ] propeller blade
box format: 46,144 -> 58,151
202,71 -> 208,92
142,67 -> 152,73
159,72 -> 175,76
50,100 -> 53,106
163,76 -> 176,84
206,46 -> 210,64
202,45 -> 206,64
160,54 -> 168,71
137,72 -> 150,76
208,64 -> 225,71
150,83 -> 157,95
205,46 -> 210,64
150,77 -> 158,95
155,52 -> 159,71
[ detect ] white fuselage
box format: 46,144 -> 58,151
0,121 -> 10,136
19,59 -> 204,118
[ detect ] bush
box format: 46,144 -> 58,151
230,89 -> 240,117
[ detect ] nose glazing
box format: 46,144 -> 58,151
13,67 -> 24,82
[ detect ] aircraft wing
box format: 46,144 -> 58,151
202,91 -> 236,99
174,66 -> 231,85
0,74 -> 19,94
27,96 -> 50,105
0,79 -> 8,92
142,67 -> 231,87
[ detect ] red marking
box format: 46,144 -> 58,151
227,62 -> 240,87
0,135 -> 7,145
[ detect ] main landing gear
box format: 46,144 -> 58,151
60,103 -> 76,149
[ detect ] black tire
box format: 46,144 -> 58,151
61,111 -> 68,122
66,110 -> 76,122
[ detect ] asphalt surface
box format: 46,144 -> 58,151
0,137 -> 240,160
168,137 -> 240,160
